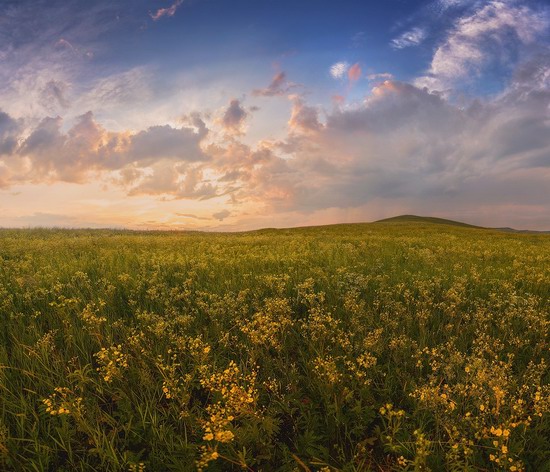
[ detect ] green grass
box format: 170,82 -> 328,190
0,221 -> 548,471
374,215 -> 481,228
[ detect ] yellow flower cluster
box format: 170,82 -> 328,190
94,344 -> 129,383
313,355 -> 342,385
197,361 -> 258,469
240,297 -> 293,350
79,300 -> 107,332
127,462 -> 146,472
345,352 -> 377,385
42,387 -> 82,416
155,351 -> 192,404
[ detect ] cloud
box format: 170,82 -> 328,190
55,38 -> 77,54
330,62 -> 349,79
7,111 -> 208,185
416,1 -> 549,90
150,0 -> 184,21
78,67 -> 152,113
1,0 -> 549,230
436,0 -> 476,11
391,27 -> 427,49
252,71 -> 292,97
0,1 -> 126,120
1,59 -> 549,228
236,54 -> 550,229
348,63 -> 362,82
0,110 -> 21,155
220,99 -> 248,134
40,80 -> 70,110
367,72 -> 394,81
126,163 -> 218,200
176,212 -> 210,220
128,124 -> 207,164
212,209 -> 231,221
288,97 -> 322,134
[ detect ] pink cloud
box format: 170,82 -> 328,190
252,71 -> 291,97
348,63 -> 362,82
150,0 -> 184,21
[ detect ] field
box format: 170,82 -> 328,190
0,219 -> 548,471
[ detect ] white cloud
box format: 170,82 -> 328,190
330,62 -> 349,79
416,0 -> 549,90
391,27 -> 427,49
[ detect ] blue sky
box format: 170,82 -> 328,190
0,0 -> 549,230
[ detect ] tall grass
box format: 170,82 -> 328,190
0,221 -> 548,471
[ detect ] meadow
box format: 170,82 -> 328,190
0,218 -> 548,471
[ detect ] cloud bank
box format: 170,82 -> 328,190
0,0 -> 549,230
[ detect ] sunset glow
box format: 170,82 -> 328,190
1,0 -> 549,230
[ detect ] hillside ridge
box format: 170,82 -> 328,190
374,214 -> 480,228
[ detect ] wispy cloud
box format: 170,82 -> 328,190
391,27 -> 427,49
347,63 -> 362,82
351,31 -> 366,48
416,0 -> 549,90
252,71 -> 292,97
367,72 -> 393,81
150,0 -> 184,21
176,212 -> 211,220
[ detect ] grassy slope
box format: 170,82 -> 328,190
374,215 -> 481,228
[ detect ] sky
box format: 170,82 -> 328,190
0,0 -> 549,230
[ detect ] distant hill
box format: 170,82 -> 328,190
374,215 -> 550,233
374,215 -> 480,228
492,227 -> 550,234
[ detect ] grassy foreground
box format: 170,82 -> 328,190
0,220 -> 548,471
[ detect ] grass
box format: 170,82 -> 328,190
0,219 -> 548,471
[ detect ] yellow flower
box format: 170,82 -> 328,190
215,430 -> 234,443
